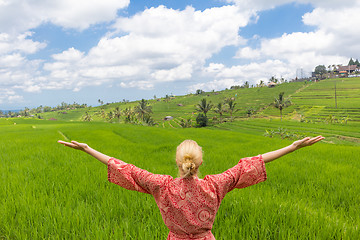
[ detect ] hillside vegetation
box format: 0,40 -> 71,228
37,78 -> 360,125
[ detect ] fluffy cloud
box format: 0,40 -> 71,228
0,89 -> 23,104
0,0 -> 129,33
228,0 -> 360,88
37,5 -> 254,91
189,60 -> 293,92
228,0 -> 359,10
1,0 -> 360,106
0,0 -> 129,105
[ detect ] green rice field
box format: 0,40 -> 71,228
1,118 -> 359,239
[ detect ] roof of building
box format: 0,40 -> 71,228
337,65 -> 358,71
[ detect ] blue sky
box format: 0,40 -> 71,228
0,0 -> 358,110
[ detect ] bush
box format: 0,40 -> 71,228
196,114 -> 208,127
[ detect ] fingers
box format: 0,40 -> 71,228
58,140 -> 77,148
305,136 -> 324,146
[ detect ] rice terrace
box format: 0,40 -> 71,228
0,77 -> 359,239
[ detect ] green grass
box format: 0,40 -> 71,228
1,119 -> 359,239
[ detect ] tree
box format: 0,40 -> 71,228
123,107 -> 135,123
242,81 -> 250,88
355,59 -> 360,67
314,65 -> 327,78
142,114 -> 155,126
196,89 -> 204,95
196,98 -> 213,117
164,94 -> 170,103
259,80 -> 265,87
269,76 -> 278,83
107,111 -> 114,122
246,107 -> 256,118
180,118 -> 192,128
225,98 -> 238,122
82,112 -> 92,122
196,114 -> 208,127
348,58 -> 355,66
97,109 -> 106,119
135,99 -> 152,121
213,102 -> 226,123
113,107 -> 121,123
274,92 -> 291,121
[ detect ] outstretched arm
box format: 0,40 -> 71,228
262,136 -> 324,163
58,140 -> 110,165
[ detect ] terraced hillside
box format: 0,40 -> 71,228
290,77 -> 360,122
30,77 -> 360,125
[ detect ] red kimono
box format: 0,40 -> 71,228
108,155 -> 267,240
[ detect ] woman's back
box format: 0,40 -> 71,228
108,156 -> 267,240
158,177 -> 219,239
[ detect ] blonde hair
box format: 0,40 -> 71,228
176,140 -> 203,178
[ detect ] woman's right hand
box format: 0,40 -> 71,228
58,140 -> 89,152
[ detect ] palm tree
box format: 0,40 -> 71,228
259,80 -> 265,87
225,98 -> 238,122
274,92 -> 291,121
196,98 -> 213,117
213,102 -> 226,123
135,99 -> 152,121
243,81 -> 250,88
113,107 -> 121,122
122,107 -> 134,123
107,111 -> 114,122
82,112 -> 92,122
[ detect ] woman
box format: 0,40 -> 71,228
58,136 -> 324,239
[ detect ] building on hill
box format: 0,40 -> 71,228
267,82 -> 278,88
335,65 -> 359,77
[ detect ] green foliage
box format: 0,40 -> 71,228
274,92 -> 291,121
135,99 -> 153,121
196,98 -> 213,117
213,102 -> 226,123
225,98 -> 238,122
196,113 -> 208,127
264,127 -> 306,140
314,65 -> 327,76
82,112 -> 92,122
196,89 -> 204,95
348,58 -> 355,66
246,107 -> 256,118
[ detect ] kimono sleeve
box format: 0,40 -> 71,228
204,155 -> 267,200
108,157 -> 172,195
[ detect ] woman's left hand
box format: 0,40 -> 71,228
291,136 -> 324,150
58,140 -> 89,152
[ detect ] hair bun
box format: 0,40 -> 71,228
183,153 -> 193,162
182,162 -> 195,171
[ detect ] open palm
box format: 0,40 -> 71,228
58,140 -> 88,151
292,136 -> 324,150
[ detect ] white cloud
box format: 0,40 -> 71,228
193,60 -> 293,92
0,32 -> 46,55
233,1 -> 360,80
228,0 -> 359,10
36,5 -> 254,91
0,88 -> 23,104
1,0 -> 360,107
0,0 -> 129,33
188,78 -> 244,93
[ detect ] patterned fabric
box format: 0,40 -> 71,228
108,156 -> 267,240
